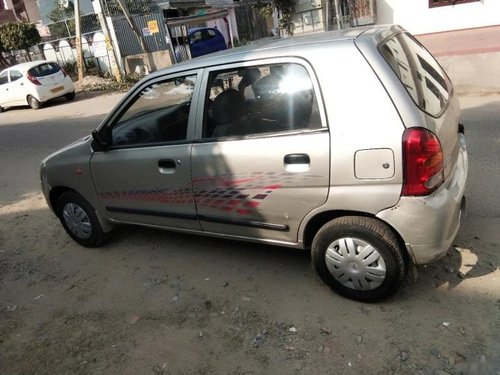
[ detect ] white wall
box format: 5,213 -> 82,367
377,0 -> 500,35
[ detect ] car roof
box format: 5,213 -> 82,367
149,25 -> 400,78
1,60 -> 58,74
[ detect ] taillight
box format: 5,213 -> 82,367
27,72 -> 41,85
402,127 -> 444,196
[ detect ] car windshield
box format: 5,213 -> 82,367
29,63 -> 61,77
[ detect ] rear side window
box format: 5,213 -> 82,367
28,63 -> 61,78
203,63 -> 322,139
10,70 -> 23,82
379,32 -> 452,117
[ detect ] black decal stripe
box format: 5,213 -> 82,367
106,206 -> 197,220
105,207 -> 289,232
199,215 -> 289,232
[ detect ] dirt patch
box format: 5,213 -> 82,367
0,198 -> 498,374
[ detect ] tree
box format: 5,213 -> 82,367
0,37 -> 9,68
47,1 -> 76,39
253,0 -> 296,36
0,23 -> 41,60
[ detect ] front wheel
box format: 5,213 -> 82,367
312,216 -> 407,302
56,191 -> 107,247
65,92 -> 76,101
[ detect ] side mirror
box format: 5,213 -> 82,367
91,130 -> 109,151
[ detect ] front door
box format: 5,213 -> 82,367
191,60 -> 330,243
91,72 -> 201,230
0,70 -> 12,107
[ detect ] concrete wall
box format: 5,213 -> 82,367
377,0 -> 500,35
437,52 -> 500,94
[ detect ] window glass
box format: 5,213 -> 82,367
379,32 -> 451,117
207,29 -> 217,38
190,31 -> 203,43
10,70 -> 23,82
111,74 -> 196,147
204,63 -> 322,138
0,71 -> 8,85
29,63 -> 61,77
429,0 -> 479,8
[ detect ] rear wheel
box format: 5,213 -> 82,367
65,92 -> 76,101
312,216 -> 407,302
56,191 -> 107,247
27,95 -> 41,110
0,105 -> 4,113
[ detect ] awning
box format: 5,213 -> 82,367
166,9 -> 229,27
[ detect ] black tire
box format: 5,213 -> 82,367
0,105 -> 4,113
27,95 -> 41,110
311,216 -> 407,302
65,92 -> 76,101
56,191 -> 107,247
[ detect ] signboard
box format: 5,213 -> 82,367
147,20 -> 159,34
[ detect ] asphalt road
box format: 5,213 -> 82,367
0,92 -> 498,374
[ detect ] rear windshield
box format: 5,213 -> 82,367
28,63 -> 61,77
379,32 -> 452,117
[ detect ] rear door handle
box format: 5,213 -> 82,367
284,153 -> 310,164
158,159 -> 177,174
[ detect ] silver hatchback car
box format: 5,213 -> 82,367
41,25 -> 467,301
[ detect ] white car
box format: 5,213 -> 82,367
0,60 -> 75,111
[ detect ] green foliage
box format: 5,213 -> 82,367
47,2 -> 75,39
62,60 -> 77,74
253,0 -> 296,36
103,0 -> 157,17
0,23 -> 41,51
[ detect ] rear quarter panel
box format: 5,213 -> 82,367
300,40 -> 405,229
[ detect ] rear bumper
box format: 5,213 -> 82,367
377,134 -> 468,264
36,78 -> 75,102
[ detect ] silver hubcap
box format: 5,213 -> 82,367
325,237 -> 386,291
62,203 -> 92,239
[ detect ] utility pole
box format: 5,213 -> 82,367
74,0 -> 84,81
92,0 -> 122,82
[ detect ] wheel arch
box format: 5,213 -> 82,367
302,210 -> 411,265
49,185 -> 115,233
49,185 -> 75,212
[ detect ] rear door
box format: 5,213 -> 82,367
91,71 -> 202,230
7,69 -> 26,105
191,59 -> 330,243
0,70 -> 10,106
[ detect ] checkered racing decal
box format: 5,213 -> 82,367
98,171 -> 297,216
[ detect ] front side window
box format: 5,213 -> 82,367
10,70 -> 23,82
0,71 -> 8,85
379,32 -> 452,117
203,63 -> 322,139
111,74 -> 196,147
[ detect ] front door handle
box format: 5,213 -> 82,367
158,159 -> 176,174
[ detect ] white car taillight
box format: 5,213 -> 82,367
27,72 -> 42,85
